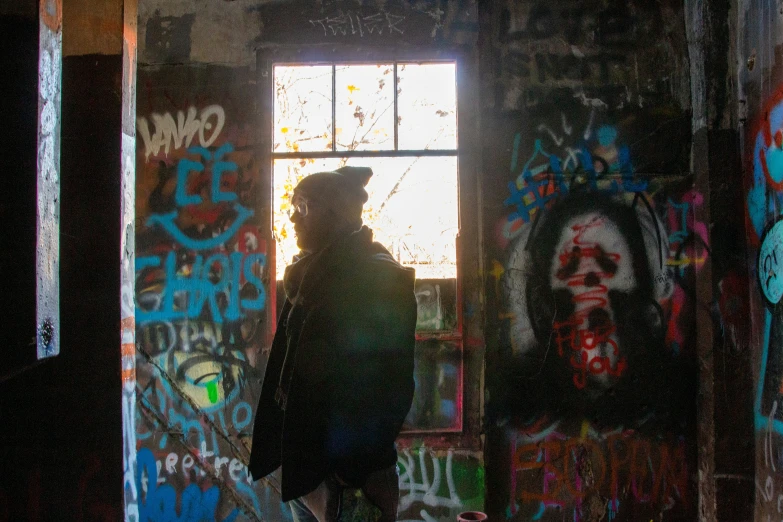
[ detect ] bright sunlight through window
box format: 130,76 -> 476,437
272,63 -> 458,281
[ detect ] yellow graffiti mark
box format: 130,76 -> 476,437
666,255 -> 707,267
580,420 -> 590,440
490,260 -> 505,295
490,260 -> 505,281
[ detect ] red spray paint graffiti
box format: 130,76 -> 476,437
510,429 -> 689,520
552,215 -> 628,389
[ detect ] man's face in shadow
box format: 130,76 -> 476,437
289,189 -> 336,253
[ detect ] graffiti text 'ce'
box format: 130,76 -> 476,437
137,143 -> 265,324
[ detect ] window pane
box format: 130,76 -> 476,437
367,157 -> 458,279
335,64 -> 395,151
397,63 -> 457,150
273,156 -> 458,280
415,279 -> 457,332
403,340 -> 462,431
274,65 -> 333,152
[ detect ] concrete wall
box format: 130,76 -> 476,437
138,0 -> 262,66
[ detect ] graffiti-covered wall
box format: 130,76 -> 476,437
739,0 -> 783,518
133,0 -> 728,519
135,0 -> 485,520
481,0 -> 700,519
133,66 -> 286,521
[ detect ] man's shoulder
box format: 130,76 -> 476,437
328,247 -> 414,300
363,250 -> 415,287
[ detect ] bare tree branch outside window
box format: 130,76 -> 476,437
272,63 -> 458,280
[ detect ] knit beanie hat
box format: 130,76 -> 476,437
294,166 -> 373,228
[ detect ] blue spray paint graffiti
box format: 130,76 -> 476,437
755,311 -> 782,433
747,154 -> 770,239
147,144 -> 253,251
760,221 -> 783,306
136,104 -> 278,522
747,90 -> 783,238
756,222 -> 783,434
137,140 -> 266,325
136,251 -> 266,324
504,123 -> 646,228
136,448 -> 239,522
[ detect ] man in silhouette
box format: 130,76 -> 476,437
249,166 -> 417,521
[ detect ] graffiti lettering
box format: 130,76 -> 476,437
398,449 -> 462,511
139,319 -> 257,360
135,97 -> 277,522
310,10 -> 405,37
137,105 -> 226,162
146,144 -> 254,251
549,215 -> 631,388
143,442 -> 253,487
136,448 -> 239,522
756,402 -> 783,519
136,250 -> 265,324
512,431 -> 688,517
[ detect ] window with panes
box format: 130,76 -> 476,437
270,61 -> 463,432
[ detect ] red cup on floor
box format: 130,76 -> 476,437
457,512 -> 488,522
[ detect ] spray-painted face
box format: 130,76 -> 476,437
548,211 -> 636,390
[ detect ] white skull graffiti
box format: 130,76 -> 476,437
548,211 -> 636,389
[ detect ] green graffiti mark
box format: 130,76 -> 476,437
207,381 -> 219,404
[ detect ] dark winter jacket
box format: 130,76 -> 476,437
248,226 -> 417,502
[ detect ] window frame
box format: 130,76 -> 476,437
258,48 -> 478,438
271,61 -> 458,160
